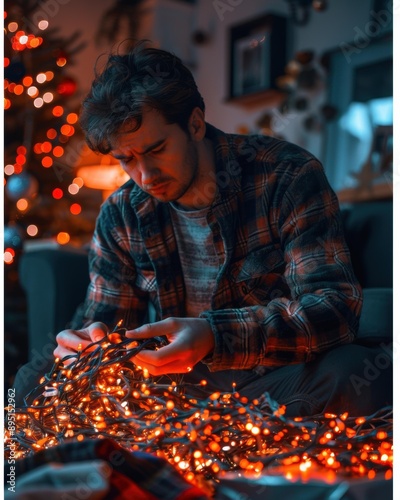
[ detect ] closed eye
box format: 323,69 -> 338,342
121,157 -> 135,165
150,145 -> 165,155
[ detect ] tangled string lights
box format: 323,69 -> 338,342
4,330 -> 393,488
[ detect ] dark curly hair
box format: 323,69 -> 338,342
79,42 -> 205,154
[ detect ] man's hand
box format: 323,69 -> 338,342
54,322 -> 109,365
125,317 -> 215,375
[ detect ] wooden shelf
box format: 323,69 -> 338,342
225,89 -> 286,110
337,182 -> 393,204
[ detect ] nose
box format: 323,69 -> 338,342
124,157 -> 159,185
137,157 -> 160,185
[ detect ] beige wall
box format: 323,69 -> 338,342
194,0 -> 373,158
50,0 -> 381,160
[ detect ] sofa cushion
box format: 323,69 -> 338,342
341,200 -> 393,288
355,287 -> 392,344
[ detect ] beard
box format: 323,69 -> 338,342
143,138 -> 201,206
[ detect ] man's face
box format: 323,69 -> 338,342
111,108 -> 200,204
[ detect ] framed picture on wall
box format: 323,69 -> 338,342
228,13 -> 287,100
232,31 -> 270,96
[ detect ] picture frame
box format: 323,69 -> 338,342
228,13 -> 287,100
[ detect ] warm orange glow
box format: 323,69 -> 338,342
14,84 -> 24,95
4,98 -> 11,110
16,154 -> 26,165
70,203 -> 81,215
47,129 -> 57,140
29,38 -> 41,48
57,57 -> 67,67
73,177 -> 84,188
61,124 -> 75,136
22,76 -> 33,86
52,105 -> 64,117
4,338 -> 393,492
75,144 -> 129,197
16,198 -> 29,211
57,232 -> 70,245
41,142 -> 52,153
67,112 -> 78,124
45,71 -> 54,81
8,22 -> 18,32
34,143 -> 42,154
42,156 -> 53,168
53,146 -> 64,157
52,188 -> 63,199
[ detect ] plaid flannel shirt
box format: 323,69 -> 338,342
82,124 -> 362,371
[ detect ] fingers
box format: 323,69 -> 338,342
134,341 -> 183,365
54,322 -> 109,364
134,353 -> 194,376
125,318 -> 177,339
53,345 -> 77,365
132,337 -> 194,375
88,322 -> 109,342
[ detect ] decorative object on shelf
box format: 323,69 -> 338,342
284,0 -> 328,26
258,49 -> 336,138
228,14 -> 287,103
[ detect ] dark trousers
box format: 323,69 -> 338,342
185,342 -> 393,416
13,342 -> 392,417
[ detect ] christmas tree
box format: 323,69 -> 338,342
3,0 -> 99,386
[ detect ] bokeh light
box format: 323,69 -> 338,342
16,198 -> 29,211
52,188 -> 63,199
57,232 -> 70,245
27,225 -> 39,237
70,203 -> 81,215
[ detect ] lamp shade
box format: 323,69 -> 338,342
75,144 -> 130,193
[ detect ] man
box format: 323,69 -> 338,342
54,44 -> 389,416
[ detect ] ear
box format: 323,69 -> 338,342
188,107 -> 206,141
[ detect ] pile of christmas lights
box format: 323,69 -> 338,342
4,331 -> 393,487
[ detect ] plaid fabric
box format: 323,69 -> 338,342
81,124 -> 362,370
8,439 -> 208,500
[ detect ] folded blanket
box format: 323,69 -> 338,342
5,439 -> 209,500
